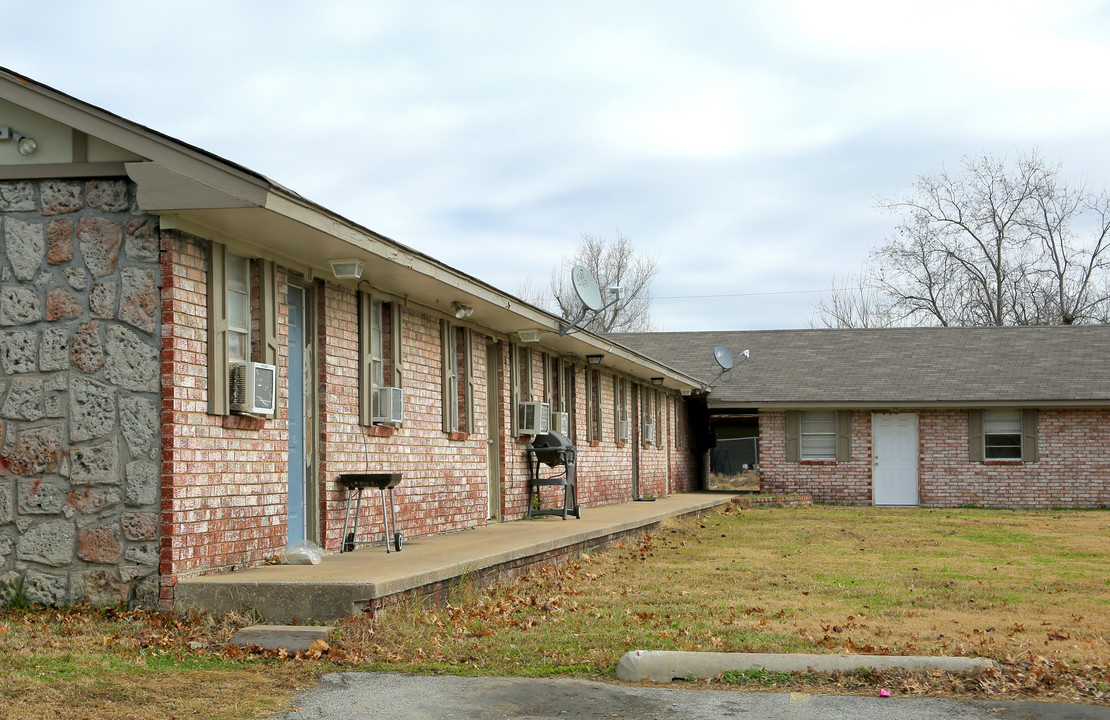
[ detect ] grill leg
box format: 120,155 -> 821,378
388,486 -> 402,552
380,486 -> 391,554
342,487 -> 363,553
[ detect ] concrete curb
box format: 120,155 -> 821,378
616,650 -> 996,682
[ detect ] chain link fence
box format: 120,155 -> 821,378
708,437 -> 759,491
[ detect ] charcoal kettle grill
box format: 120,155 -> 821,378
526,431 -> 581,519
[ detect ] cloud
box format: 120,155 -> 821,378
9,0 -> 1110,332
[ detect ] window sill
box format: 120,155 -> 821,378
365,425 -> 396,438
616,441 -> 626,448
589,440 -> 600,447
983,459 -> 1024,464
799,459 -> 837,465
222,414 -> 267,431
448,431 -> 469,442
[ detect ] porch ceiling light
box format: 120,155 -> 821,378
586,354 -> 604,365
651,377 -> 664,386
452,302 -> 474,319
516,329 -> 543,343
328,258 -> 364,280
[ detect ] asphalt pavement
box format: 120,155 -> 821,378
266,672 -> 1110,720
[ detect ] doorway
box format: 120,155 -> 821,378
286,285 -> 318,543
486,342 -> 502,520
630,385 -> 640,498
872,413 -> 918,506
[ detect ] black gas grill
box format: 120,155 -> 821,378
526,431 -> 581,519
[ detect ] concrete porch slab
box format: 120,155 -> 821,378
174,492 -> 732,623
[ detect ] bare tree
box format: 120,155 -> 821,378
813,151 -> 1110,327
810,266 -> 896,328
536,231 -> 659,333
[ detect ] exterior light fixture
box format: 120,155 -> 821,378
452,302 -> 474,319
650,377 -> 664,386
1,127 -> 38,156
328,258 -> 364,280
14,132 -> 36,156
586,354 -> 604,365
516,329 -> 543,343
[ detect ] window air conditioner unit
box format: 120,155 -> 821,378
374,386 -> 404,425
229,361 -> 277,416
643,422 -> 656,445
550,411 -> 570,435
618,420 -> 629,442
517,401 -> 551,435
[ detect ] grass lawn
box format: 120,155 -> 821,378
2,505 -> 1108,718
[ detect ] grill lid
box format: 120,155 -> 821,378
530,430 -> 574,451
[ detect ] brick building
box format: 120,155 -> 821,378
618,327 -> 1110,509
0,68 -> 703,609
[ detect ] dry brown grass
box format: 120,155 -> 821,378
2,505 -> 1108,715
336,505 -> 1110,702
706,469 -> 760,491
0,608 -> 320,720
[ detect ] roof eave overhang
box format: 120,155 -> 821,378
134,168 -> 702,390
706,399 -> 1110,410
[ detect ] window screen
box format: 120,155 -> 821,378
800,409 -> 837,460
984,408 -> 1022,459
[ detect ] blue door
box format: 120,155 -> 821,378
287,286 -> 307,543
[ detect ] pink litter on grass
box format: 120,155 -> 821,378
879,689 -> 892,698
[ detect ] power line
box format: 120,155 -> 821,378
534,288 -> 827,302
653,289 -> 826,300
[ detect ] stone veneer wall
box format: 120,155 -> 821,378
0,179 -> 161,608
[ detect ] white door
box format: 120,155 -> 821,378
872,413 -> 918,506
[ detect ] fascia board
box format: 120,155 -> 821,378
706,399 -> 1110,410
1,72 -> 269,201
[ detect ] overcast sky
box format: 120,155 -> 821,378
8,1 -> 1110,330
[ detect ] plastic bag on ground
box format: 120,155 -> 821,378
282,540 -> 324,565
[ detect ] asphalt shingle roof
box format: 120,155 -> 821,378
610,326 -> 1110,407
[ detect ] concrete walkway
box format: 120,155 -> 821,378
175,492 -> 732,622
267,673 -> 1110,720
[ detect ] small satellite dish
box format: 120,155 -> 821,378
571,265 -> 605,312
713,346 -> 733,370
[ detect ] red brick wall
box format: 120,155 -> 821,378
317,285 -> 491,547
759,408 -> 1110,508
160,232 -> 291,605
161,231 -> 701,601
919,409 -> 1110,508
759,410 -> 874,504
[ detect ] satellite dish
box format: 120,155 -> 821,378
571,265 -> 605,312
713,346 -> 733,370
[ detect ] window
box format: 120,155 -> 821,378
587,369 -> 602,442
984,409 -> 1021,459
441,321 -> 473,433
543,352 -> 556,407
562,360 -> 576,441
226,253 -> 249,362
207,241 -> 276,415
510,344 -> 534,436
642,385 -> 655,446
969,409 -> 1038,462
785,410 -> 851,462
800,410 -> 836,459
359,292 -> 402,426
